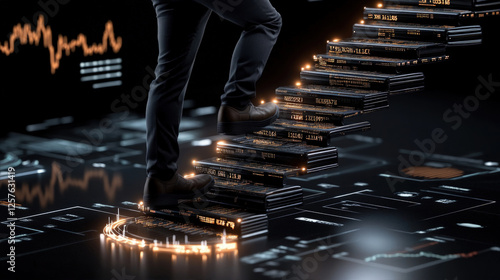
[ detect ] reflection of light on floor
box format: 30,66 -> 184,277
103,217 -> 238,255
365,250 -> 479,262
457,223 -> 483,229
191,139 -> 212,147
395,191 -> 419,198
402,166 -> 464,179
0,161 -> 122,208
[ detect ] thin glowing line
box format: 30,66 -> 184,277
81,71 -> 122,82
92,80 -> 122,89
80,64 -> 122,74
80,58 -> 122,68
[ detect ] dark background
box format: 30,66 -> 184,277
1,0 -> 499,133
0,0 -> 394,133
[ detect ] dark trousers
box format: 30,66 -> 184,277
146,0 -> 282,180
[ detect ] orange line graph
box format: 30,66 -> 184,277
0,14 -> 123,74
0,162 -> 123,208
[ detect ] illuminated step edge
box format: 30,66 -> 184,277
371,5 -> 500,23
300,69 -> 425,95
364,5 -> 477,26
383,0 -> 500,10
202,179 -> 303,213
276,85 -> 389,110
352,21 -> 483,46
470,8 -> 500,18
253,119 -> 371,147
217,136 -> 338,171
314,53 -> 449,74
327,38 -> 446,59
194,157 -> 303,187
142,202 -> 268,239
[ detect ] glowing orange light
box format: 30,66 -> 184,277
0,14 -> 122,74
272,99 -> 278,104
305,64 -> 311,69
360,20 -> 365,24
103,218 -> 238,255
261,100 -> 265,104
295,82 -> 302,86
377,3 -> 383,8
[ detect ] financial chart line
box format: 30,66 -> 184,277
365,250 -> 479,263
391,241 -> 440,254
0,162 -> 123,208
0,14 -> 122,74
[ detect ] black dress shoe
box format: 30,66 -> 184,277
217,102 -> 279,135
143,173 -> 214,209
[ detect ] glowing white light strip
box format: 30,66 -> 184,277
92,80 -> 122,89
81,71 -> 122,82
80,58 -> 122,68
80,64 -> 122,75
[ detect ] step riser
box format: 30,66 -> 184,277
278,104 -> 363,124
217,143 -> 338,170
194,157 -> 303,187
143,202 -> 268,238
384,0 -> 500,10
315,53 -> 449,74
352,22 -> 483,46
300,69 -> 425,94
327,39 -> 446,59
201,180 -> 304,213
276,85 -> 389,110
253,120 -> 371,147
365,6 -> 475,26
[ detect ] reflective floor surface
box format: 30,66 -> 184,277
2,82 -> 500,279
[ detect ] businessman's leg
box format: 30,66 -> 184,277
194,0 -> 283,134
144,0 -> 213,208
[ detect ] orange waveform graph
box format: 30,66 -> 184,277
0,14 -> 123,74
0,162 -> 123,208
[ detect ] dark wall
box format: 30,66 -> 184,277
0,0 -> 378,133
2,0 -> 497,135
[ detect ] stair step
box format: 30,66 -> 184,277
278,103 -> 366,124
143,201 -> 268,239
253,119 -> 371,147
300,68 -> 425,94
217,136 -> 338,170
327,38 -> 446,59
314,53 -> 449,73
194,157 -> 303,187
276,84 -> 389,110
383,0 -> 500,10
352,21 -> 482,46
203,178 -> 303,213
364,5 -> 477,26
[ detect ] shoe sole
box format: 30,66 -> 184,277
217,108 -> 279,135
143,177 -> 214,210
